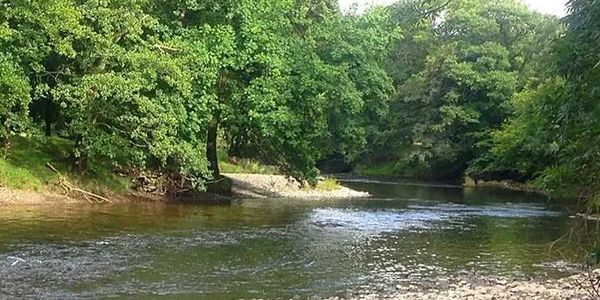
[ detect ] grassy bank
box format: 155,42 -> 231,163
218,151 -> 345,191
355,162 -> 551,195
220,159 -> 279,175
1,137 -> 349,203
0,136 -> 130,196
353,162 -> 398,177
463,176 -> 547,195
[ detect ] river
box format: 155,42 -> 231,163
0,179 -> 592,298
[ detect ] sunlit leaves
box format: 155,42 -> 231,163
0,54 -> 30,142
383,0 -> 550,179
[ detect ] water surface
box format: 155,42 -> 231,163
0,180 -> 590,298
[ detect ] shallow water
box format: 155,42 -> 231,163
0,180 -> 593,298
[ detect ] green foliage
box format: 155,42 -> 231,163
0,0 -> 397,192
377,0 -> 557,180
354,162 -> 399,176
314,178 -> 343,192
471,0 -> 600,207
0,0 -> 598,206
54,49 -> 211,179
585,246 -> 600,266
469,77 -> 568,180
0,54 -> 30,142
535,0 -> 600,206
0,136 -> 129,193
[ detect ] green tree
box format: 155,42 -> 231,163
2,0 -> 85,137
548,0 -> 600,204
0,54 -> 30,143
482,0 -> 600,205
379,0 -> 558,179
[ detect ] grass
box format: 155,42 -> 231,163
0,136 -> 130,194
464,176 -> 546,195
218,149 -> 279,175
0,136 -> 67,191
301,177 -> 343,191
218,147 -> 348,192
0,139 -> 346,198
220,160 -> 279,174
217,149 -> 343,191
354,162 -> 398,176
314,178 -> 343,191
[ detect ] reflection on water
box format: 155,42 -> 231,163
0,180 -> 593,298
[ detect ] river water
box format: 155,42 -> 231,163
0,179 -> 592,298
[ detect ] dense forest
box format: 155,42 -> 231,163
1,0 -> 599,206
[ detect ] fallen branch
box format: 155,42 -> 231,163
46,163 -> 112,204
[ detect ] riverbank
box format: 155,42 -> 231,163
227,173 -> 370,199
464,177 -> 547,195
334,272 -> 597,300
0,173 -> 370,206
0,187 -> 165,206
0,136 -> 371,205
0,188 -> 79,206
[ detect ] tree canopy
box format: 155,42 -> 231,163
1,0 -> 599,206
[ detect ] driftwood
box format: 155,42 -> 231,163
135,171 -> 201,199
46,163 -> 112,204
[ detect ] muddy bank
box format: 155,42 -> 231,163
226,173 -> 371,199
0,188 -> 81,206
0,188 -> 163,206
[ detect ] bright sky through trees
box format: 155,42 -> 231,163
339,0 -> 568,16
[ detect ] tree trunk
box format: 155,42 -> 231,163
43,98 -> 53,137
206,69 -> 229,180
44,118 -> 52,137
206,69 -> 230,180
206,115 -> 220,179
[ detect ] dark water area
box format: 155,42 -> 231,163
0,179 -> 595,299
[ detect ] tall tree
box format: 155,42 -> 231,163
379,0 -> 557,179
0,54 -> 30,144
2,0 -> 85,137
480,0 -> 600,205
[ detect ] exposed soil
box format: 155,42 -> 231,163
0,187 -> 163,206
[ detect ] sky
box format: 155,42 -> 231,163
338,0 -> 568,17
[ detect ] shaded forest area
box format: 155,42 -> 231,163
1,0 -> 599,207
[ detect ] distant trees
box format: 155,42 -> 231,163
476,0 -> 600,205
370,0 -> 561,179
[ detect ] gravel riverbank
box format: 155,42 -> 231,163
327,272 -> 598,300
225,173 -> 371,199
1,173 -> 370,205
